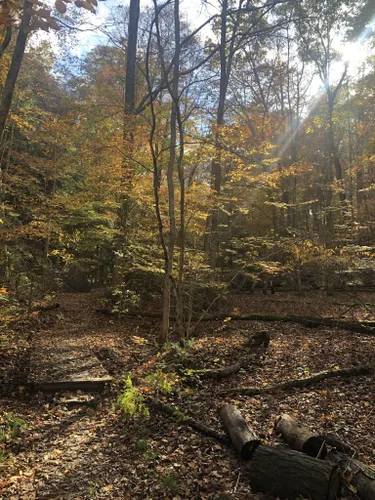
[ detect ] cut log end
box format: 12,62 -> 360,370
302,436 -> 327,459
275,414 -> 327,459
241,439 -> 261,460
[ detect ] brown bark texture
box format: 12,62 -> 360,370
275,414 -> 327,458
325,450 -> 375,500
219,404 -> 260,460
249,444 -> 341,500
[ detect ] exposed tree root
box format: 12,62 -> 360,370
218,363 -> 375,396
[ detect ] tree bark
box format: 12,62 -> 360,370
0,0 -> 32,140
325,450 -> 375,500
120,0 -> 140,220
249,445 -> 341,500
275,414 -> 327,458
276,413 -> 356,457
219,404 -> 260,460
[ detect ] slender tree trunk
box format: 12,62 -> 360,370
0,0 -> 32,141
0,122 -> 13,281
159,0 -> 180,345
327,97 -> 344,184
209,0 -> 227,270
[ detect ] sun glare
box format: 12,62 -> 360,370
341,40 -> 370,68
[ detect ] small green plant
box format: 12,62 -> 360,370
87,485 -> 96,497
145,369 -> 178,394
161,474 -> 180,491
145,450 -> 159,461
136,426 -> 151,439
117,375 -> 149,419
111,285 -> 139,316
0,412 -> 26,441
135,439 -> 149,453
0,450 -> 7,462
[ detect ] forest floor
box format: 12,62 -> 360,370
0,289 -> 375,499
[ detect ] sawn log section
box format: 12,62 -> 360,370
249,445 -> 340,500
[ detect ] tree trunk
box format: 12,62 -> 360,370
249,445 -> 341,500
0,0 -> 32,141
275,414 -> 327,458
113,0 -> 141,286
209,0 -> 227,271
120,0 -> 140,225
158,0 -> 180,344
219,405 -> 260,460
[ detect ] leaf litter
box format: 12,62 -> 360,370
0,290 -> 374,498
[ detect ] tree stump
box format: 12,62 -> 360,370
219,405 -> 260,460
249,445 -> 340,500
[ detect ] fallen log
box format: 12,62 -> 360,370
218,363 -> 375,396
321,434 -> 356,456
183,333 -> 269,381
249,444 -> 341,500
325,450 -> 375,500
97,309 -> 375,334
275,414 -> 327,458
219,405 -> 260,460
193,360 -> 245,380
147,397 -> 228,444
206,313 -> 375,335
276,415 -> 373,500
